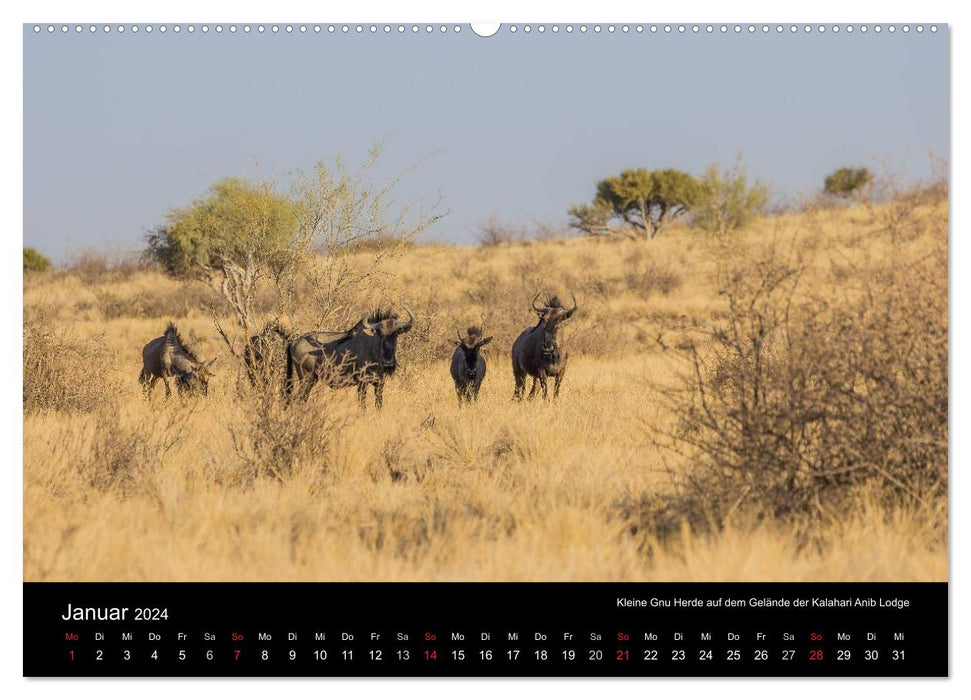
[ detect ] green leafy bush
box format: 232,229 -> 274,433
824,166 -> 873,198
146,178 -> 300,278
691,162 -> 768,236
23,247 -> 51,273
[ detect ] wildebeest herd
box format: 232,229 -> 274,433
139,292 -> 578,407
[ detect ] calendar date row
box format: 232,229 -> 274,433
64,645 -> 909,665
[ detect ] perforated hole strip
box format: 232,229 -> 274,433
31,23 -> 940,35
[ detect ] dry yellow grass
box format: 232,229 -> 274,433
23,202 -> 947,582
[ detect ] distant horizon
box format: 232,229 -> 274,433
24,24 -> 949,261
22,179 -> 942,267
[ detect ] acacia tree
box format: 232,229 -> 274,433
146,177 -> 300,348
570,168 -> 700,239
147,145 -> 444,363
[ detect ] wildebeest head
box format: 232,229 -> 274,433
453,326 -> 493,380
361,307 -> 414,369
177,358 -> 217,395
531,291 -> 577,361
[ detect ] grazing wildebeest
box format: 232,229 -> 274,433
243,320 -> 291,388
139,323 -> 216,398
511,291 -> 577,401
450,326 -> 493,403
285,308 -> 414,407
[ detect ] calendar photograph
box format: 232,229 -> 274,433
23,22 -> 948,590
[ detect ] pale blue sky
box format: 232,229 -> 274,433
24,25 -> 948,259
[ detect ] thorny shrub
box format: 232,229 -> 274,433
626,226 -> 947,541
228,383 -> 345,485
23,312 -> 117,414
71,403 -> 188,495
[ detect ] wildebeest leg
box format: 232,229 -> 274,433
141,373 -> 158,399
162,376 -> 172,398
357,382 -> 369,408
292,364 -> 316,401
300,375 -> 318,402
513,371 -> 526,401
456,386 -> 466,404
373,382 -> 384,409
538,375 -> 549,400
527,378 -> 539,400
553,371 -> 566,398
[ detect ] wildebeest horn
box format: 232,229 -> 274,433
457,328 -> 465,344
396,307 -> 414,332
531,291 -> 546,314
563,291 -> 577,319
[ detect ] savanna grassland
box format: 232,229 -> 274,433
23,196 -> 948,582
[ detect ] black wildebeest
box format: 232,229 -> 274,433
243,320 -> 291,387
450,326 -> 493,403
511,292 -> 577,401
139,322 -> 216,397
285,308 -> 414,407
